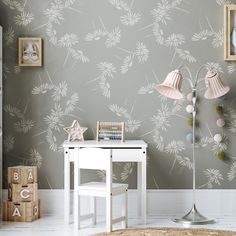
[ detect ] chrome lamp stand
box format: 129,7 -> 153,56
173,68 -> 215,225
173,204 -> 215,225
156,65 -> 230,226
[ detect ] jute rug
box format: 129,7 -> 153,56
93,227 -> 236,236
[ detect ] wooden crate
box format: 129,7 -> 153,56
8,166 -> 37,185
8,183 -> 38,202
3,200 -> 40,222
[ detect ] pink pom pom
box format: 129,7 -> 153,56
187,93 -> 192,102
216,118 -> 225,127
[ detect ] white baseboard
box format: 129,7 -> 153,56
3,189 -> 236,217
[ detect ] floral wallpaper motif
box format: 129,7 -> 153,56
0,0 -> 236,189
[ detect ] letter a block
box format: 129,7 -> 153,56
8,166 -> 37,185
3,200 -> 40,222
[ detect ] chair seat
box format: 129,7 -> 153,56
77,182 -> 128,197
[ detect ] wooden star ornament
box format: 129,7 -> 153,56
64,120 -> 88,142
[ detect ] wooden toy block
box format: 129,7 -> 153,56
8,183 -> 38,202
8,166 -> 37,185
3,200 -> 40,222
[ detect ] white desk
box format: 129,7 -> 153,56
63,140 -> 147,224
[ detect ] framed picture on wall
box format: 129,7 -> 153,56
18,37 -> 42,66
224,4 -> 236,61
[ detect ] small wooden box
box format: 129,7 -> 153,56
8,183 -> 38,202
8,166 -> 37,185
3,200 -> 40,222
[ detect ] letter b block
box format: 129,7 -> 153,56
8,166 -> 37,185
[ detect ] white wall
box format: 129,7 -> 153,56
3,190 -> 235,217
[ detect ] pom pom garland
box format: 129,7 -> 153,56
186,118 -> 193,126
186,132 -> 193,143
213,134 -> 222,143
186,105 -> 194,113
215,105 -> 224,115
216,118 -> 225,127
216,151 -> 225,160
187,93 -> 193,102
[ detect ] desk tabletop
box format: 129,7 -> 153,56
63,140 -> 147,148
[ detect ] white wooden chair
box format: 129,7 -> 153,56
74,147 -> 128,232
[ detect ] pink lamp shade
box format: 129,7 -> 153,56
204,70 -> 230,99
156,70 -> 184,99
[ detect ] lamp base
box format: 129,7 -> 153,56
173,204 -> 215,225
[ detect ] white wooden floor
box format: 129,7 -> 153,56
0,215 -> 236,236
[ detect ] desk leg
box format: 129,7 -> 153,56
74,148 -> 79,229
142,157 -> 147,224
64,148 -> 70,224
137,152 -> 147,224
137,162 -> 141,218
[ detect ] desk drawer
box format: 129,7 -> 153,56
112,149 -> 145,162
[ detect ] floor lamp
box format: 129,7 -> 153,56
156,66 -> 230,225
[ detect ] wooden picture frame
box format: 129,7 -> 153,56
18,37 -> 42,66
224,5 -> 236,61
96,121 -> 125,142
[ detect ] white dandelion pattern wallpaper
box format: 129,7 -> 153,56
0,0 -> 236,189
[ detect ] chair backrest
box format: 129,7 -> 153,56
78,148 -> 112,193
78,148 -> 112,171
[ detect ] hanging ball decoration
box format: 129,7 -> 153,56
186,132 -> 193,143
216,118 -> 225,127
216,151 -> 225,160
186,117 -> 193,126
187,93 -> 193,102
186,105 -> 194,113
213,133 -> 222,143
215,105 -> 224,115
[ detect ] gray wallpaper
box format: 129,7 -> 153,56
0,0 -> 236,189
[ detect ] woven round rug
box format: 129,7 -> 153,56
93,227 -> 236,236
